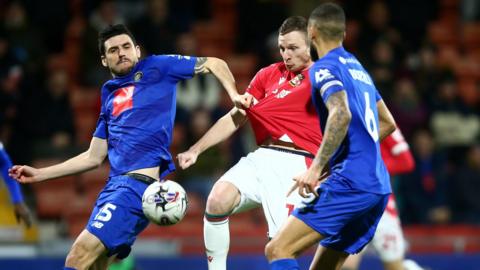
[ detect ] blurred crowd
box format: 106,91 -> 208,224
0,0 -> 479,226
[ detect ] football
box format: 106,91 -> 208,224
142,180 -> 188,226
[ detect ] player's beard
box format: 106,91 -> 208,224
110,59 -> 137,77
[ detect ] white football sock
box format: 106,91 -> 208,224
204,217 -> 230,270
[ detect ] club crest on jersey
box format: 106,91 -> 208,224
134,71 -> 143,82
289,74 -> 304,87
112,85 -> 134,117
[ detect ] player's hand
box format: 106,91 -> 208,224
232,94 -> 253,109
177,150 -> 199,169
13,202 -> 33,228
8,165 -> 42,183
289,167 -> 328,198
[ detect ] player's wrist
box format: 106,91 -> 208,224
188,147 -> 201,156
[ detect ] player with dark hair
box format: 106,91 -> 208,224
9,24 -> 248,270
0,142 -> 32,227
265,3 -> 396,270
177,16 -> 323,270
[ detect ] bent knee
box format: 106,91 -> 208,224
265,239 -> 290,262
206,182 -> 240,215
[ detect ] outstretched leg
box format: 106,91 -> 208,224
64,229 -> 107,270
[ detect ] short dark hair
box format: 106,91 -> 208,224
98,24 -> 136,56
309,3 -> 346,41
279,16 -> 307,36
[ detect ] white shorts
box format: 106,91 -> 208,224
371,196 -> 406,262
219,147 -> 310,238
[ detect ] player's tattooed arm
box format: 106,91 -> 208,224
194,57 -> 251,109
312,90 -> 352,171
194,57 -> 208,74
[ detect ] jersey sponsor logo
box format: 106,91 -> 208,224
314,69 -> 334,83
112,85 -> 135,117
338,56 -> 360,65
348,69 -> 373,85
275,89 -> 291,99
91,221 -> 104,229
166,54 -> 191,60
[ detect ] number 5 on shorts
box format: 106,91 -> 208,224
94,203 -> 117,222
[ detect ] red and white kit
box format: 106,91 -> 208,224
372,129 -> 415,261
219,62 -> 322,237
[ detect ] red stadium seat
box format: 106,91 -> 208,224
428,21 -> 458,47
31,175 -> 78,219
462,23 -> 480,51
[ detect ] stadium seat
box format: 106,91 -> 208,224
462,23 -> 480,51
31,175 -> 78,219
436,45 -> 461,68
428,21 -> 458,47
458,79 -> 479,106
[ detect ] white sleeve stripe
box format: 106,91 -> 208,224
320,80 -> 344,96
391,142 -> 409,155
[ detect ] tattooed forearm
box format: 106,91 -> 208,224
312,91 -> 351,171
194,57 -> 208,74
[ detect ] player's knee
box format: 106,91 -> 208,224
206,185 -> 238,215
206,194 -> 232,215
265,239 -> 288,261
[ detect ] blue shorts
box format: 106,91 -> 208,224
293,173 -> 389,254
86,175 -> 150,259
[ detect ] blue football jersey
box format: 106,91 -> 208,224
309,46 -> 390,194
93,55 -> 196,178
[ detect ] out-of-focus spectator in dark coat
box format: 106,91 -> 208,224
398,129 -> 451,224
451,145 -> 480,223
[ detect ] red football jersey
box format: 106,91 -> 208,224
380,128 -> 415,176
245,62 -> 322,155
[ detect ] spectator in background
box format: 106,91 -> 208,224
20,0 -> 69,53
398,129 -> 451,224
452,144 -> 480,223
29,67 -> 75,159
177,107 -> 229,198
367,38 -> 396,101
389,77 -> 429,139
0,33 -> 25,162
79,0 -> 124,87
130,0 -> 178,55
2,1 -> 46,75
430,75 -> 480,160
411,43 -> 441,102
236,0 -> 288,59
357,0 -> 401,60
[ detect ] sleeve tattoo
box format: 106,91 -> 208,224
194,57 -> 208,74
313,91 -> 351,170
